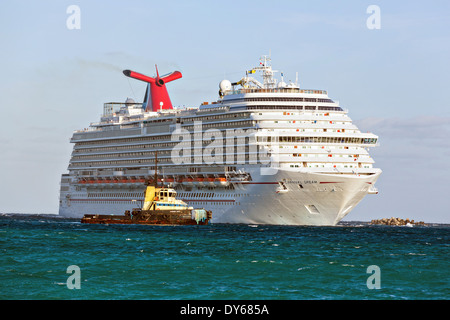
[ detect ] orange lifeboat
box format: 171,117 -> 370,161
166,177 -> 176,186
182,177 -> 194,186
207,177 -> 215,187
216,177 -> 229,186
196,177 -> 205,187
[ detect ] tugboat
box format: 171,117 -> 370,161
81,153 -> 212,226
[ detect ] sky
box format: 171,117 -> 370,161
0,0 -> 449,223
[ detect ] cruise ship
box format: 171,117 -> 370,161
59,56 -> 381,225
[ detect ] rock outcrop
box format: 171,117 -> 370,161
370,217 -> 426,226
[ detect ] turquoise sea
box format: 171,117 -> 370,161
1,214 -> 448,300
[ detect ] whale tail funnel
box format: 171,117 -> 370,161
123,65 -> 182,112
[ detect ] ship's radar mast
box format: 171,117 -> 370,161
252,55 -> 278,89
219,55 -> 300,96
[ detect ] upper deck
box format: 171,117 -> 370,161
222,87 -> 327,97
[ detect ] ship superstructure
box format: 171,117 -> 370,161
59,56 -> 381,225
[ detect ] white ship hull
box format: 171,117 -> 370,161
59,167 -> 381,226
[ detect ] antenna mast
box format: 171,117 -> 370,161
255,55 -> 277,88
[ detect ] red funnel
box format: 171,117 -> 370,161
123,65 -> 182,112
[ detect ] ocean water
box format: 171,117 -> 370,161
0,214 -> 448,300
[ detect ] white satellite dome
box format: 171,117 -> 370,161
219,79 -> 232,93
277,81 -> 287,88
125,97 -> 136,105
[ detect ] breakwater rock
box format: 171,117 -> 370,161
370,217 -> 426,226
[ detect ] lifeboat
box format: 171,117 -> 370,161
118,178 -> 128,186
196,177 -> 205,187
192,177 -> 199,186
165,177 -> 175,186
216,177 -> 229,186
182,177 -> 194,186
207,177 -> 215,187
